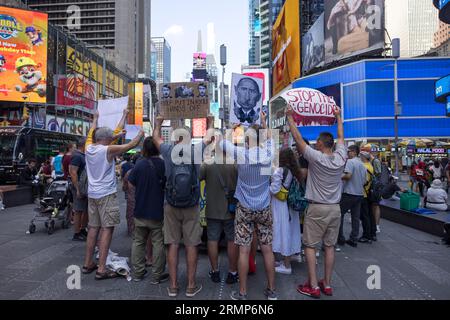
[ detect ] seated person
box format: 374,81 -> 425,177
19,159 -> 44,200
425,180 -> 450,212
381,176 -> 405,201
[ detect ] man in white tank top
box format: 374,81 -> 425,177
83,115 -> 144,280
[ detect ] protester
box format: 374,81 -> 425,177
425,180 -> 450,212
69,138 -> 89,242
63,144 -> 75,180
430,160 -> 443,181
122,163 -> 136,236
153,114 -> 214,298
20,159 -> 44,200
286,106 -> 346,299
129,137 -> 169,284
338,145 -> 366,248
218,112 -> 278,301
82,110 -> 144,280
271,148 -> 302,275
121,154 -> 134,184
199,151 -> 239,285
369,152 -> 382,236
359,151 -> 376,244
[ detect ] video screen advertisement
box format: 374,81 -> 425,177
324,0 -> 385,64
302,13 -> 325,74
0,6 -> 48,103
272,0 -> 301,96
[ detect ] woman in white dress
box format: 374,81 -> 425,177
271,148 -> 302,275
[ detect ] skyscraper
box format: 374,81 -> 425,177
301,0 -> 324,36
151,37 -> 171,87
386,0 -> 439,57
260,0 -> 285,68
25,0 -> 152,78
249,0 -> 261,65
434,21 -> 450,48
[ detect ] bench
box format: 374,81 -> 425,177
380,199 -> 449,237
0,185 -> 34,209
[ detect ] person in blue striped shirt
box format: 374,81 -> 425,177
217,111 -> 278,301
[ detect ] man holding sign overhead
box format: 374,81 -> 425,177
286,104 -> 346,299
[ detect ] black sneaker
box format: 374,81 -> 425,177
80,228 -> 88,238
358,237 -> 372,244
72,233 -> 86,242
371,236 -> 377,242
226,272 -> 239,285
209,270 -> 221,283
346,239 -> 358,247
337,239 -> 346,246
133,270 -> 149,282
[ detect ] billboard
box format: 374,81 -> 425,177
159,82 -> 210,120
272,0 -> 301,95
324,0 -> 385,64
193,52 -> 207,70
0,6 -> 48,103
302,14 -> 325,74
230,73 -> 263,126
46,116 -> 90,136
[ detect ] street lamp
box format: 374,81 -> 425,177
220,44 -> 227,130
392,38 -> 401,177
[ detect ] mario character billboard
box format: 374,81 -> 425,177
0,6 -> 48,103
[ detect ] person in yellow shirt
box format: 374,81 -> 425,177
86,109 -> 129,148
359,151 -> 375,244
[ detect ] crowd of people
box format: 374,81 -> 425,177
17,106 -> 450,300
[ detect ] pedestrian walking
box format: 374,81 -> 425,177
338,145 -> 366,248
153,114 -> 215,298
218,112 -> 278,301
82,110 -> 144,280
129,137 -> 169,284
199,152 -> 239,285
271,148 -> 302,275
286,106 -> 346,299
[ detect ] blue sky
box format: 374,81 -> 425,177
151,0 -> 249,83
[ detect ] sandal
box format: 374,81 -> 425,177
82,264 -> 98,274
95,270 -> 119,281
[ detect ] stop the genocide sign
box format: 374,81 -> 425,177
281,88 -> 339,127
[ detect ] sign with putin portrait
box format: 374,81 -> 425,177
281,88 -> 339,127
159,82 -> 209,120
0,6 -> 48,103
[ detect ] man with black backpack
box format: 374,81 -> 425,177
153,114 -> 215,298
69,138 -> 88,241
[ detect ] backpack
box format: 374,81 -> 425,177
78,167 -> 88,197
166,163 -> 200,208
368,170 -> 383,203
288,178 -> 308,213
379,162 -> 391,186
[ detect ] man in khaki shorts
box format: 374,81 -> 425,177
286,106 -> 346,299
82,113 -> 144,280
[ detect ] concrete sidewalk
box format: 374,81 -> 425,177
0,193 -> 449,300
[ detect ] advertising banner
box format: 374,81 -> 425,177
324,0 -> 385,64
133,82 -> 144,126
272,0 -> 301,95
0,6 -> 48,103
281,88 -> 339,127
46,115 -> 90,136
159,82 -> 209,120
302,14 -> 325,74
193,53 -> 207,70
230,73 -> 263,127
56,75 -> 97,110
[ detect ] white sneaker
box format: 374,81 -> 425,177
292,254 -> 303,263
376,225 -> 381,234
335,246 -> 342,252
275,264 -> 292,275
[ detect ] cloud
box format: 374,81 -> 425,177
163,25 -> 184,37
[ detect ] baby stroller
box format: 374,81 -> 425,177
29,179 -> 72,235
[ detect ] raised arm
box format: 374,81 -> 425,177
153,115 -> 164,152
335,107 -> 344,145
260,111 -> 272,140
116,108 -> 129,131
86,111 -> 99,147
203,114 -> 215,146
107,130 -> 144,162
286,106 -> 308,155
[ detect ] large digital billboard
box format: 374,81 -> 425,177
324,0 -> 385,64
302,13 -> 325,74
193,52 -> 207,70
0,6 -> 48,103
272,0 -> 301,95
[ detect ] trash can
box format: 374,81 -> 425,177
400,192 -> 421,212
